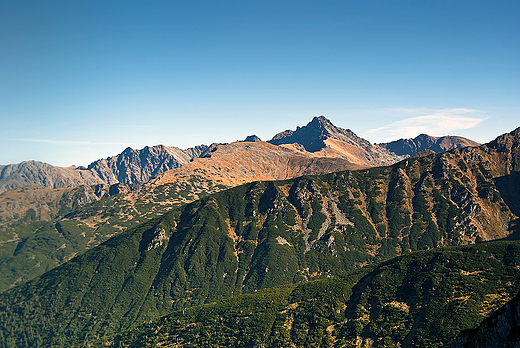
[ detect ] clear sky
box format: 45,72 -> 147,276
1,0 -> 518,167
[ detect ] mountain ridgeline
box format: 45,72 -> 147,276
0,126 -> 518,347
0,144 -> 210,194
379,133 -> 480,157
0,116 -> 478,195
85,144 -> 211,185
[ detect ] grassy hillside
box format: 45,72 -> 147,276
87,241 -> 520,348
0,176 -> 225,291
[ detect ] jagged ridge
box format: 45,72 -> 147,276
0,144 -> 210,194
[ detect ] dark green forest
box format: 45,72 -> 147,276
88,241 -> 520,347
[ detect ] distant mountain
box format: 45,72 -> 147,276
0,160 -> 105,194
86,144 -> 208,185
269,116 -> 405,166
0,126 -> 519,346
0,144 -> 210,194
380,133 -> 479,157
243,135 -> 262,142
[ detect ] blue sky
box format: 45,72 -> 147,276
1,0 -> 518,167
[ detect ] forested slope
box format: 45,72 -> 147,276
88,241 -> 520,348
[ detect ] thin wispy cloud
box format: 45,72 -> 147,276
367,108 -> 486,141
15,138 -> 138,146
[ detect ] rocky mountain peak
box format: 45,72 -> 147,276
243,135 -> 262,142
268,116 -> 403,166
269,115 -> 357,152
484,126 -> 520,172
306,115 -> 335,132
487,126 -> 520,150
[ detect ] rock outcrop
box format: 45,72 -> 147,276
243,135 -> 262,142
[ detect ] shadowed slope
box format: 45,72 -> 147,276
90,242 -> 520,348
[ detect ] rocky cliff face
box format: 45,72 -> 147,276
183,144 -> 211,158
269,116 -> 405,166
380,133 -> 480,157
86,145 -> 195,185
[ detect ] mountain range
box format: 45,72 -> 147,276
0,116 -> 478,227
0,118 -> 518,347
0,144 -> 210,194
0,117 -> 479,292
1,116 -> 477,194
